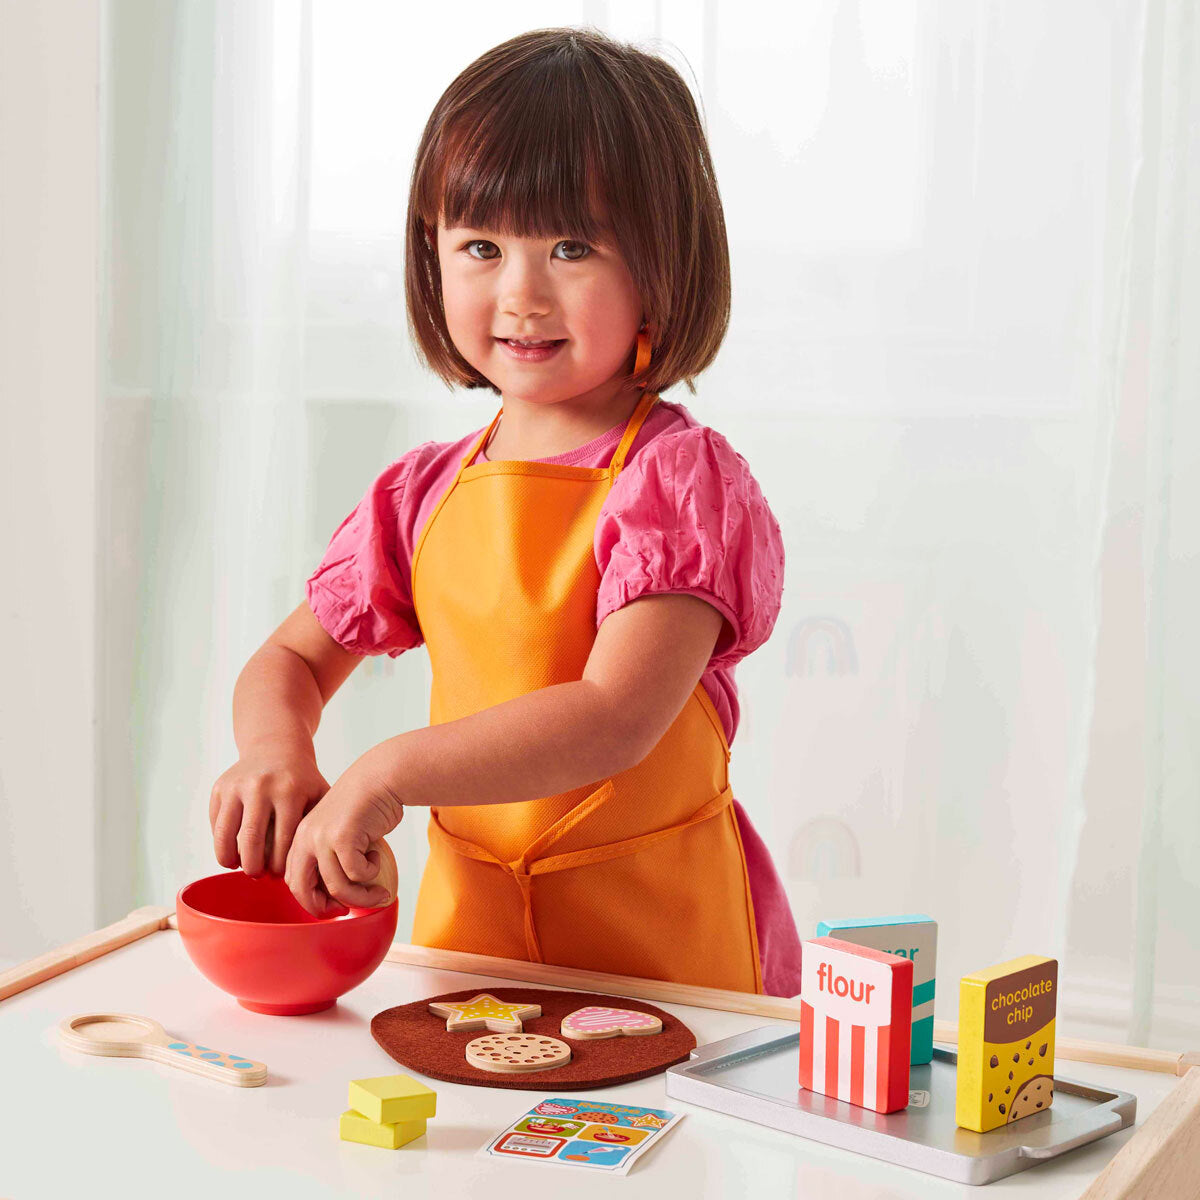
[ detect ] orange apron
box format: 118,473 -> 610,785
408,390 -> 764,993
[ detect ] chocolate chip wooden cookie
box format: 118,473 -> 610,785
465,1033 -> 572,1074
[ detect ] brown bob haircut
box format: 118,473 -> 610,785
405,26 -> 731,397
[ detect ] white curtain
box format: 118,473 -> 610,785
101,0 -> 1199,1046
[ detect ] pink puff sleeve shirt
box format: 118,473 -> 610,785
306,398 -> 803,997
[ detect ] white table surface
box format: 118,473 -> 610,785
0,928 -> 1172,1199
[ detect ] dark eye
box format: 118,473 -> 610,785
462,239 -> 591,262
464,240 -> 499,261
555,240 -> 591,261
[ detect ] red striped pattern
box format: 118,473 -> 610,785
799,1001 -> 815,1089
800,1005 -> 894,1110
876,1021 -> 891,1111
824,1015 -> 839,1097
850,1023 -> 865,1107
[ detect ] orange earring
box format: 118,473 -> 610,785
633,323 -> 653,383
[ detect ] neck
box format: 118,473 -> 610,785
488,384 -> 647,461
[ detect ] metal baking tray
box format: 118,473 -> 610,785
665,1027 -> 1135,1185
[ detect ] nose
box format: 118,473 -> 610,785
496,250 -> 553,321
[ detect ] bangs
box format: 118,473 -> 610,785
417,57 -> 617,246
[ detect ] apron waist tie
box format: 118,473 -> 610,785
428,784 -> 735,964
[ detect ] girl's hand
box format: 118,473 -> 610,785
284,760 -> 404,917
209,744 -> 330,876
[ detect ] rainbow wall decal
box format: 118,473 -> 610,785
789,816 -> 862,881
787,616 -> 858,677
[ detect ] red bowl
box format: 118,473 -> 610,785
176,871 -> 398,1015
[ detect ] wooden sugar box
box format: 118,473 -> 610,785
799,936 -> 913,1114
816,914 -> 937,1064
348,1073 -> 437,1124
955,955 -> 1057,1133
338,1110 -> 426,1149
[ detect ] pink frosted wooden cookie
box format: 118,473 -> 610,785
559,1006 -> 663,1040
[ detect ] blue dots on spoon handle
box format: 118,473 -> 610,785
166,1040 -> 254,1068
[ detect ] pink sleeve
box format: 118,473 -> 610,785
304,451 -> 424,657
594,426 -> 785,669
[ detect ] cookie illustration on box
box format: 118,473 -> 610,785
799,936 -> 913,1114
428,993 -> 541,1033
560,1006 -> 663,1040
816,914 -> 937,1064
955,955 -> 1057,1133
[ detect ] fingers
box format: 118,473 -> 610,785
346,844 -> 381,885
211,766 -> 315,876
286,846 -> 343,918
267,803 -> 306,877
342,842 -> 393,907
212,794 -> 244,870
318,843 -> 391,911
236,796 -> 273,877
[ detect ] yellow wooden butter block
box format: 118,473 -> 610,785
338,1110 -> 426,1149
955,955 -> 1057,1133
347,1074 -> 437,1124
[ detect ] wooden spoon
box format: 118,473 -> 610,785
58,1013 -> 267,1086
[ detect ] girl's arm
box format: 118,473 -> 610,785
285,593 -> 724,914
368,591 -> 725,812
210,603 -> 367,876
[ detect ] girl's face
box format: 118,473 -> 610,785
435,219 -> 644,408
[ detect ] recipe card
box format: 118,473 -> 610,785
478,1097 -> 683,1175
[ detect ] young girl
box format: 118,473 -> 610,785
209,26 -> 803,997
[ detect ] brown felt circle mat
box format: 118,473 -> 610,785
371,987 -> 696,1091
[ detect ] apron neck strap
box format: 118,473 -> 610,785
609,391 -> 659,477
459,391 -> 660,474
461,408 -> 503,469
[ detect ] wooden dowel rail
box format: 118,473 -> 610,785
0,906 -> 173,1003
380,942 -> 1199,1077
4,911 -> 1196,1082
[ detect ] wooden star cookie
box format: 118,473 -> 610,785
427,993 -> 542,1033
